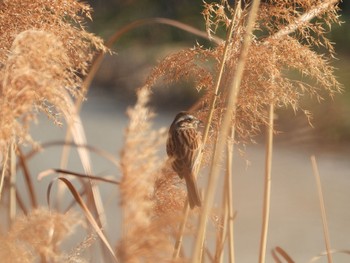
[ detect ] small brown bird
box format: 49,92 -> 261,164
166,111 -> 202,209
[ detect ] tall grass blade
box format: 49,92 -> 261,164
15,190 -> 28,215
311,155 -> 333,263
18,148 -> 37,209
271,247 -> 295,263
226,127 -> 236,263
172,202 -> 190,259
258,104 -> 275,263
9,140 -> 16,223
63,95 -> 106,227
0,145 -> 9,201
214,190 -> 228,263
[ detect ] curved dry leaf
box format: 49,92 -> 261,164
271,246 -> 295,263
39,168 -> 119,185
21,141 -> 119,170
46,177 -> 119,263
308,249 -> 350,263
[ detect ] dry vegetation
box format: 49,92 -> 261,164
0,0 -> 345,262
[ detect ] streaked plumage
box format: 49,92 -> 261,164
166,112 -> 202,209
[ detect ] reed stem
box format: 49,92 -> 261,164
311,155 -> 333,263
0,145 -> 9,202
172,202 -> 190,258
9,140 -> 16,223
258,102 -> 274,263
226,128 -> 236,263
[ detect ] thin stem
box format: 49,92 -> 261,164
200,20 -> 235,150
172,201 -> 190,258
311,155 -> 333,263
9,140 -> 16,223
16,190 -> 28,215
258,102 -> 274,263
270,0 -> 339,40
18,148 -> 38,209
191,1 -> 261,262
0,145 -> 9,201
226,128 -> 236,263
214,176 -> 229,263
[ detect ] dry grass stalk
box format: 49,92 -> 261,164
18,148 -> 38,209
311,155 -> 333,263
0,145 -> 9,201
259,102 -> 275,263
271,246 -> 295,263
259,46 -> 276,263
172,203 -> 190,259
9,141 -> 16,223
226,127 -> 236,263
214,184 -> 229,263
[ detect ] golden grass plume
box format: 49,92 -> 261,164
0,208 -> 82,262
118,87 -> 178,262
0,0 -> 106,155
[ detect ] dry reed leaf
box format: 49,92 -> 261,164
39,168 -> 119,185
271,246 -> 295,263
22,141 -> 120,169
46,177 -> 118,262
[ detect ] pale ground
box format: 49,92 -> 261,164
22,89 -> 350,262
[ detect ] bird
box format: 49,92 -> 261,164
166,111 -> 202,209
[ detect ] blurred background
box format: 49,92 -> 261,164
26,1 -> 350,262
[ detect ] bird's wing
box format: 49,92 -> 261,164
175,129 -> 201,172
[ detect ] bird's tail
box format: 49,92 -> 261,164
185,174 -> 202,209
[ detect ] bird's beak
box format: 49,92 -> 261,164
197,119 -> 204,127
